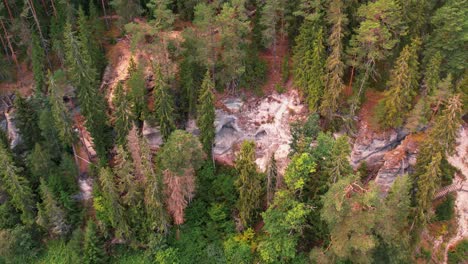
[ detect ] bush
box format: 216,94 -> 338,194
448,240 -> 468,264
435,194 -> 455,221
275,83 -> 285,94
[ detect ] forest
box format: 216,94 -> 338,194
0,0 -> 466,263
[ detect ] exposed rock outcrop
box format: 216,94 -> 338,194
213,90 -> 306,173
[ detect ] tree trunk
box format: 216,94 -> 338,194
50,0 -> 57,17
0,19 -> 19,69
101,0 -> 110,29
3,0 -> 14,21
0,29 -> 11,63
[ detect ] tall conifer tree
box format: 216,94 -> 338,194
196,71 -> 215,156
153,65 -> 175,142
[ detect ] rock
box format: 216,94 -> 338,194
142,120 -> 163,149
374,134 -> 420,192
223,98 -> 244,113
213,90 -> 305,174
185,118 -> 200,136
4,109 -> 21,149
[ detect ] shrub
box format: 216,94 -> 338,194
435,194 -> 455,221
448,240 -> 468,264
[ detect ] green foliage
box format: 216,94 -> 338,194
14,94 -> 42,148
113,82 -> 133,146
153,65 -> 176,142
293,21 -> 325,111
435,194 -> 455,222
426,0 -> 468,77
63,22 -> 110,163
110,0 -> 143,26
377,39 -> 421,129
31,32 -> 45,93
289,114 -> 320,155
324,135 -> 352,183
83,221 -> 106,264
321,176 -> 380,263
147,0 -> 175,30
223,231 -> 254,264
127,60 -> 147,122
320,0 -> 348,119
0,143 -> 35,225
448,240 -> 468,264
197,71 -> 216,156
0,226 -> 38,263
235,141 -> 262,228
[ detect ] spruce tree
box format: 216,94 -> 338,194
77,6 -> 105,73
83,221 -> 106,264
127,61 -> 147,122
377,39 -> 421,128
416,152 -> 442,223
36,179 -> 70,237
64,22 -> 110,163
196,71 -> 215,156
320,0 -> 348,119
0,143 -> 35,225
293,21 -> 325,111
153,65 -> 175,142
28,143 -> 54,185
141,134 -> 168,233
14,94 -> 42,148
48,70 -> 75,147
159,130 -> 205,226
97,167 -> 130,239
260,0 -> 286,70
235,141 -> 262,228
31,32 -> 45,93
266,153 -> 277,206
110,0 -> 143,26
147,0 -> 175,30
424,51 -> 443,95
113,82 -> 133,146
324,135 -> 352,183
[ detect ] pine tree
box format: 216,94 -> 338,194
147,0 -> 175,30
425,0 -> 467,77
83,221 -> 106,264
235,141 -> 262,228
36,179 -> 70,237
14,94 -> 42,148
48,70 -> 75,147
31,32 -> 45,93
159,130 -> 205,226
0,143 -> 35,225
320,0 -> 348,119
321,176 -> 380,263
113,82 -> 133,146
347,0 -> 407,116
377,39 -> 421,128
196,71 -> 215,156
153,65 -> 175,142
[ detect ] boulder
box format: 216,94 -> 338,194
142,120 -> 163,150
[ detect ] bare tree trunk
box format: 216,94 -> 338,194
26,0 -> 51,67
0,19 -> 19,69
50,0 -> 57,17
3,0 -> 14,21
101,0 -> 109,29
0,29 -> 11,63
